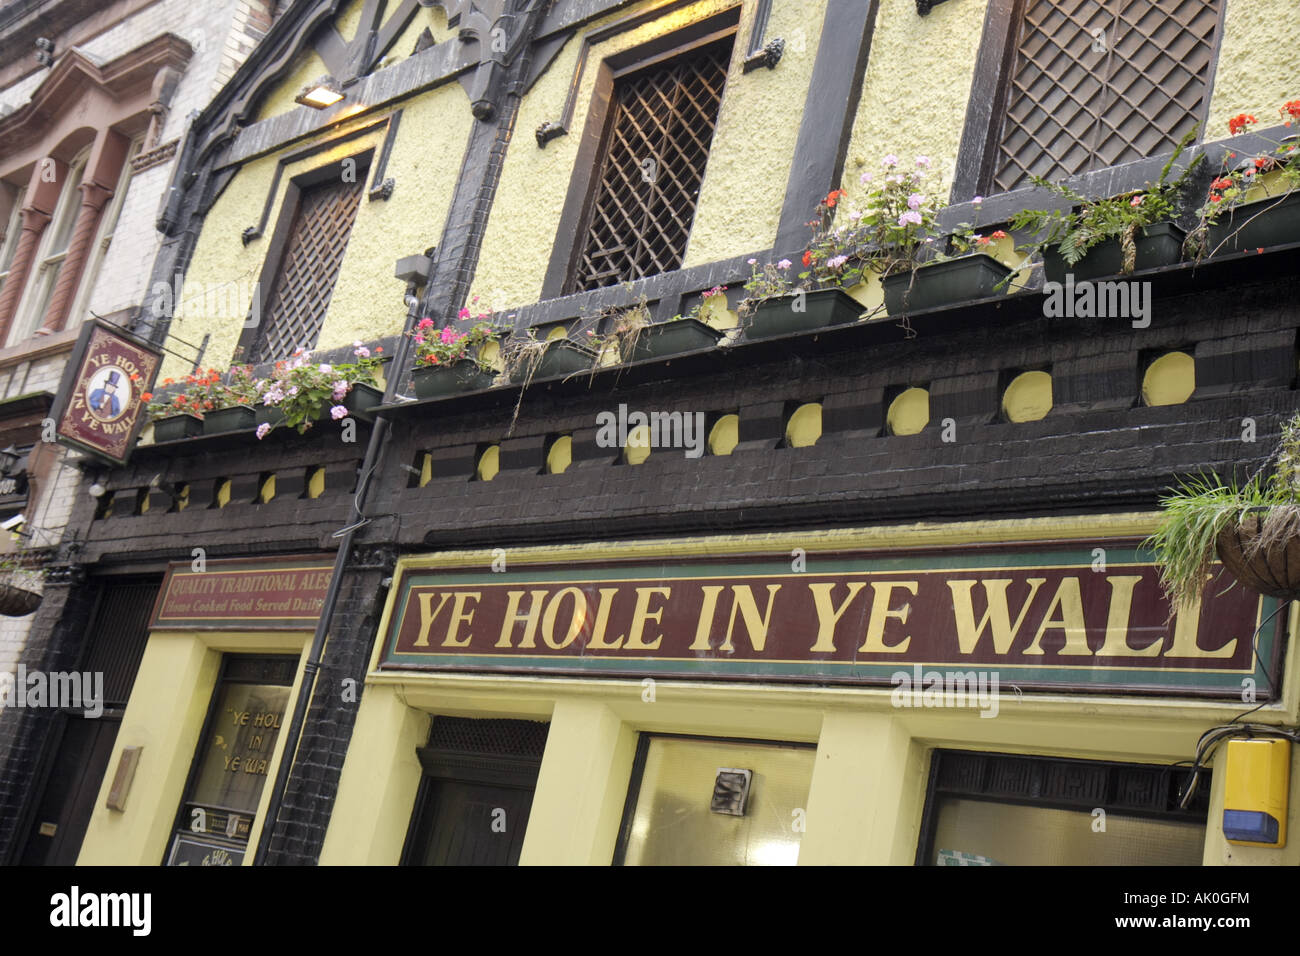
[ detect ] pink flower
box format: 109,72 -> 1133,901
256,423 -> 271,440
859,172 -> 872,185
907,192 -> 924,210
354,346 -> 371,358
915,156 -> 931,168
417,317 -> 434,329
414,334 -> 425,344
330,405 -> 348,420
973,195 -> 984,204
747,258 -> 758,265
1130,195 -> 1144,207
882,154 -> 899,167
827,254 -> 849,269
898,210 -> 923,227
777,258 -> 792,270
331,380 -> 350,401
457,307 -> 470,319
318,364 -> 333,374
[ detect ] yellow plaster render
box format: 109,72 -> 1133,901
844,0 -> 988,199
468,0 -> 827,312
1206,0 -> 1298,141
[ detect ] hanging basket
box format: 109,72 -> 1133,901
1215,513 -> 1300,601
0,575 -> 41,616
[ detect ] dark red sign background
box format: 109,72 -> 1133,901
54,321 -> 161,465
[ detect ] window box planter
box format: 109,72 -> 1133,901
1042,222 -> 1185,284
0,576 -> 41,617
509,339 -> 597,384
620,318 -> 724,362
340,382 -> 383,417
410,360 -> 496,399
882,253 -> 1014,314
152,413 -> 203,442
1215,513 -> 1300,601
1205,190 -> 1300,256
201,405 -> 256,435
743,288 -> 862,340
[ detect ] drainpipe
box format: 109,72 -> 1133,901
252,254 -> 431,865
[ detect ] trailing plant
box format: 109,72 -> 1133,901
1146,412 -> 1300,610
253,345 -> 384,438
145,365 -> 257,421
1009,127 -> 1203,274
1184,100 -> 1300,260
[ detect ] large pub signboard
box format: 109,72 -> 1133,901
379,544 -> 1284,699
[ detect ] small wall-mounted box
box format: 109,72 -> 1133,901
1223,738 -> 1290,848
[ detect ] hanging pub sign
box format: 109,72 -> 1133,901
379,544 -> 1286,699
151,556 -> 336,630
49,318 -> 162,466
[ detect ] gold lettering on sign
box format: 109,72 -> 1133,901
1023,578 -> 1092,656
859,581 -> 917,653
541,587 -> 586,650
411,592 -> 452,647
444,591 -> 481,648
806,581 -> 867,653
1163,584 -> 1237,658
1095,576 -> 1163,656
623,587 -> 670,651
719,585 -> 782,653
688,585 -> 726,651
587,588 -> 624,650
948,578 -> 1045,655
497,590 -> 548,648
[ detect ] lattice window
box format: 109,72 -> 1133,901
571,37 -> 732,292
255,174 -> 364,360
993,0 -> 1222,192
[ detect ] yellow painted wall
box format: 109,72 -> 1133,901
844,0 -> 988,199
1205,0 -> 1298,141
468,0 -> 828,311
77,630 -> 309,866
167,85 -> 472,378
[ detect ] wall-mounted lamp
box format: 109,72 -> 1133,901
711,768 -> 753,816
295,76 -> 344,110
88,481 -> 106,499
34,37 -> 53,68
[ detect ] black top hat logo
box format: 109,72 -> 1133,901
104,371 -> 121,388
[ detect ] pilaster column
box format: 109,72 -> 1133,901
0,157 -> 65,341
39,128 -> 128,335
38,181 -> 113,334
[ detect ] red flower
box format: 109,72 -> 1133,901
1258,248 -> 1265,255
1255,157 -> 1269,169
141,392 -> 153,402
1283,100 -> 1300,121
375,347 -> 383,353
990,230 -> 1009,239
1228,113 -> 1257,135
1210,194 -> 1222,203
824,189 -> 846,208
1211,177 -> 1234,191
802,250 -> 813,267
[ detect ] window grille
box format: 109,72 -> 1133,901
571,37 -> 732,292
254,174 -> 364,361
993,0 -> 1221,192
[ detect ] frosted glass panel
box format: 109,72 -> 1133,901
622,737 -> 814,866
932,797 -> 1205,865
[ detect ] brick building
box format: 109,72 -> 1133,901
0,0 -> 286,865
9,0 -> 1300,866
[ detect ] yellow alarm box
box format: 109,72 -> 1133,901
1222,738 -> 1290,848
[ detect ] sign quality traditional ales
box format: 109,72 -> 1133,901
51,319 -> 163,465
380,545 -> 1283,698
151,556 -> 335,630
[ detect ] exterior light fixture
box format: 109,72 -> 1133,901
711,768 -> 753,816
295,76 -> 344,109
34,37 -> 53,68
88,482 -> 106,499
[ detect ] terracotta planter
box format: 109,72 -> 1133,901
202,405 -> 256,435
744,288 -> 862,340
152,413 -> 203,442
620,318 -> 724,362
1042,222 -> 1185,284
1215,512 -> 1300,600
411,360 -> 495,399
882,253 -> 1014,314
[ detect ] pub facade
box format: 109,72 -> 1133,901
5,0 -> 1299,866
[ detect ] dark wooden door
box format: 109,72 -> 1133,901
407,779 -> 536,866
19,714 -> 120,865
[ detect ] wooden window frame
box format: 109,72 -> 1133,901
951,0 -> 1228,203
540,7 -> 741,301
236,149 -> 373,364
